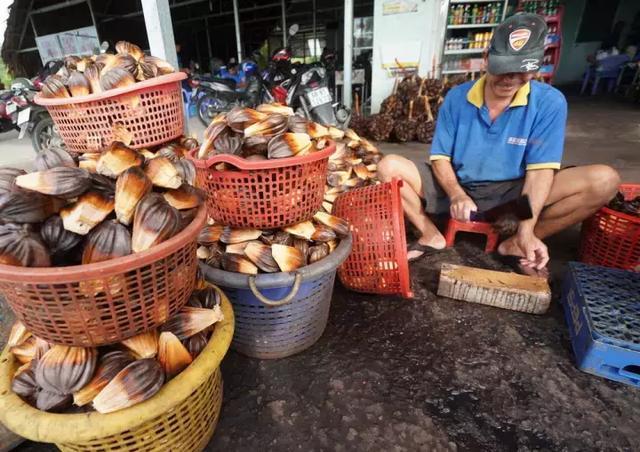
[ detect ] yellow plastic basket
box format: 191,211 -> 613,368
0,285 -> 234,452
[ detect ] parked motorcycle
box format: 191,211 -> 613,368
193,60 -> 273,126
0,78 -> 62,153
286,64 -> 351,129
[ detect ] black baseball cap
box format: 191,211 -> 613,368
488,13 -> 548,75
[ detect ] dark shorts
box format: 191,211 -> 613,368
417,162 -> 525,215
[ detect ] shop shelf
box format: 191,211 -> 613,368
444,48 -> 485,55
447,23 -> 499,29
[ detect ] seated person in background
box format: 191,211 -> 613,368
377,13 -> 620,277
220,61 -> 247,90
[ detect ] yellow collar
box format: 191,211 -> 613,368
466,75 -> 530,108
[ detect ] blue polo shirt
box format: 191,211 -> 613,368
430,76 -> 567,185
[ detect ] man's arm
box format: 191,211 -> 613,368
432,159 -> 477,221
514,168 -> 554,270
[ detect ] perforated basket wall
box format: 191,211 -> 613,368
0,291 -> 235,451
35,73 -> 187,154
333,179 -> 412,298
579,184 -> 640,271
561,262 -> 640,387
188,144 -> 334,229
0,208 -> 206,347
222,272 -> 335,359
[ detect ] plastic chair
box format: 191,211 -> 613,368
444,218 -> 499,253
580,54 -> 630,95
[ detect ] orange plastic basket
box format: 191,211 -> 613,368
0,207 -> 206,347
187,142 -> 334,229
333,178 -> 412,298
35,73 -> 187,154
579,184 -> 640,271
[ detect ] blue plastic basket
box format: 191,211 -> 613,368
561,262 -> 640,388
200,235 -> 352,359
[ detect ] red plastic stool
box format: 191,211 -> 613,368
445,218 -> 499,253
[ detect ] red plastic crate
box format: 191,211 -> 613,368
333,178 -> 412,298
188,143 -> 334,229
579,184 -> 640,271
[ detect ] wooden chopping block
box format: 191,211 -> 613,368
437,264 -> 551,314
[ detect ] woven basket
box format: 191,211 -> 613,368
35,73 -> 187,154
0,287 -> 234,452
187,143 -> 334,229
0,207 -> 206,347
200,234 -> 352,359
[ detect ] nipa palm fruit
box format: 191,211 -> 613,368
226,107 -> 267,133
197,287 -> 222,309
12,363 -> 39,400
0,168 -> 25,195
162,307 -> 223,340
37,390 -> 72,412
100,67 -> 135,92
97,142 -> 144,178
131,193 -> 181,252
40,215 -> 82,255
15,167 -> 91,198
198,224 -> 224,246
84,63 -> 102,94
271,244 -> 305,272
0,190 -> 64,223
183,331 -> 208,359
78,153 -> 101,173
198,114 -> 228,159
121,330 -> 159,359
313,212 -> 349,237
60,191 -> 115,235
0,223 -> 51,267
308,243 -> 329,264
244,241 -> 279,273
73,351 -> 134,406
284,221 -> 316,240
115,166 -> 152,225
220,226 -> 262,244
67,71 -> 91,97
311,224 -> 337,242
11,337 -> 38,364
175,159 -> 196,186
268,133 -> 311,158
41,75 -> 70,98
158,332 -> 193,379
307,121 -> 329,138
115,41 -> 144,61
141,55 -> 174,75
92,358 -> 165,414
244,114 -> 288,138
222,252 -> 258,274
82,220 -> 132,264
292,238 -> 309,263
89,173 -> 116,196
144,156 -> 182,189
257,103 -> 294,116
163,184 -> 204,210
288,115 -> 308,133
35,345 -> 98,395
7,321 -> 30,348
33,147 -> 75,171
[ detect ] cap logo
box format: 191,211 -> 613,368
509,29 -> 531,51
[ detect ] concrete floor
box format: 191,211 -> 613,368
3,94 -> 640,451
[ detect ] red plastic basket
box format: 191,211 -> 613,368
187,143 -> 334,229
333,178 -> 412,298
35,73 -> 187,153
0,207 -> 206,347
579,184 -> 640,271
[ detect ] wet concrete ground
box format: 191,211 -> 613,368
5,95 -> 640,451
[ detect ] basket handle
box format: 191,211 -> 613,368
619,365 -> 640,380
248,273 -> 302,307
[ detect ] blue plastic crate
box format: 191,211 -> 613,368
561,262 -> 640,388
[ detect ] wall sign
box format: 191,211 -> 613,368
382,0 -> 419,16
35,26 -> 100,64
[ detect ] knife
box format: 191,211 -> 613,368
469,195 -> 533,222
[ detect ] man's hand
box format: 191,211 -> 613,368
449,193 -> 478,222
513,230 -> 549,270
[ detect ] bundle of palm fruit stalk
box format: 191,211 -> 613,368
196,212 -> 349,274
6,284 -> 223,413
348,93 -> 368,138
0,137 -> 201,267
415,95 -> 436,144
196,104 -> 346,162
39,41 -> 175,101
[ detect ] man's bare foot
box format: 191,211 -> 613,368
407,234 -> 446,261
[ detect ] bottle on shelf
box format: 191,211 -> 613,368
463,5 -> 470,24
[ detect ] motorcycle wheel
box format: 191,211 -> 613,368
197,94 -> 227,127
31,116 -> 63,153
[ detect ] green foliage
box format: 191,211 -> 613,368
0,60 -> 12,89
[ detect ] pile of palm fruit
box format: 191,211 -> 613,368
7,284 -> 223,413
